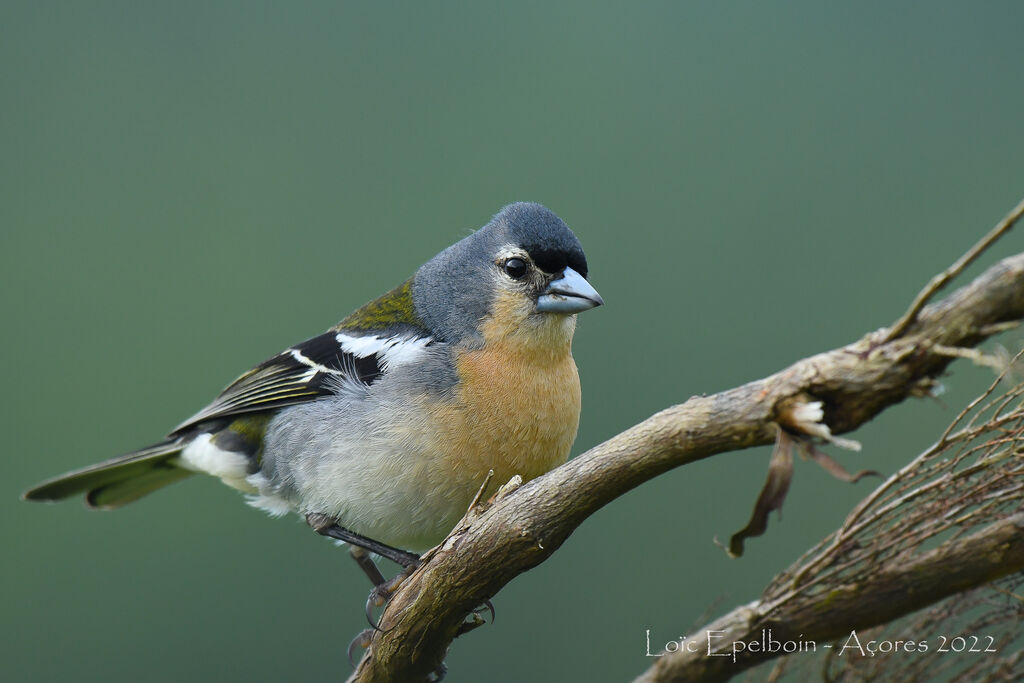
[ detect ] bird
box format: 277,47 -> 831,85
24,202 -> 603,585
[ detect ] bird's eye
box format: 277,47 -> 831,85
503,258 -> 528,280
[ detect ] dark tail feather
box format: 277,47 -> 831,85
23,441 -> 193,509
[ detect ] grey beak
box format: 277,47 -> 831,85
536,266 -> 604,314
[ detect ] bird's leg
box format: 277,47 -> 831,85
348,546 -> 387,587
306,513 -> 420,567
307,514 -> 480,680
306,513 -> 421,630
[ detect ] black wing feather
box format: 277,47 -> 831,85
169,330 -> 389,436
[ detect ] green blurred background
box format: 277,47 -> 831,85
4,2 -> 1023,681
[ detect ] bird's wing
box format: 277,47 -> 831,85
170,328 -> 434,435
170,278 -> 433,436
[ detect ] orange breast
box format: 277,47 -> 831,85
438,340 -> 582,488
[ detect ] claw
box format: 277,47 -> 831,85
364,585 -> 390,631
363,563 -> 419,630
473,599 -> 496,623
455,600 -> 496,638
347,628 -> 373,667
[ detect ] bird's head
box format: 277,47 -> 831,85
414,202 -> 603,350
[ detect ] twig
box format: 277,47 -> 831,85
930,344 -> 1006,370
885,195 -> 1024,342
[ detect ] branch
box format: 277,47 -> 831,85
350,201 -> 1024,682
636,350 -> 1024,681
634,513 -> 1024,683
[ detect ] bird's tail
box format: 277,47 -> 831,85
23,441 -> 193,509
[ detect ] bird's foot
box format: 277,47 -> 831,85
365,560 -> 420,630
453,600 -> 495,638
473,599 -> 496,623
346,628 -> 374,667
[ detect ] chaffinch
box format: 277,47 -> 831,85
25,202 -> 602,570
